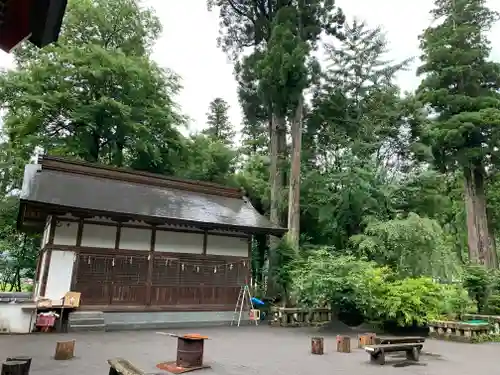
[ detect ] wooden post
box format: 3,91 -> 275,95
311,337 -> 324,355
336,335 -> 351,353
1,361 -> 27,375
5,358 -> 30,375
54,340 -> 75,360
358,333 -> 376,348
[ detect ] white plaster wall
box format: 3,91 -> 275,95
155,231 -> 203,254
120,227 -> 151,251
0,304 -> 35,333
81,223 -> 116,248
53,221 -> 78,246
44,250 -> 75,300
206,235 -> 248,257
35,251 -> 47,298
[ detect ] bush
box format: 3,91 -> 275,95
291,248 -> 471,326
463,264 -> 494,313
486,295 -> 500,315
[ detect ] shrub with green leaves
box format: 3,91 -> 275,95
291,247 -> 471,326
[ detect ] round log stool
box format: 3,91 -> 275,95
311,337 -> 324,355
1,361 -> 28,375
358,333 -> 376,348
5,357 -> 31,375
336,335 -> 351,353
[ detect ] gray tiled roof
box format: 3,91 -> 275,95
20,164 -> 285,235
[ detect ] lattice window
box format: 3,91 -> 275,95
77,254 -> 112,282
152,255 -> 179,285
111,255 -> 148,284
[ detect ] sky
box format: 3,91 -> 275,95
1,0 -> 500,133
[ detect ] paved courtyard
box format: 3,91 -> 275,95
0,326 -> 498,375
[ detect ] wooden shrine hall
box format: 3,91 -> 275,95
18,156 -> 286,328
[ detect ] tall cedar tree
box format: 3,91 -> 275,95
417,0 -> 500,267
203,98 -> 235,145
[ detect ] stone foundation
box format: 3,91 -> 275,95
428,320 -> 490,343
270,307 -> 332,327
462,314 -> 500,335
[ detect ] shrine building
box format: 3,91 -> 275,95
17,155 -> 286,329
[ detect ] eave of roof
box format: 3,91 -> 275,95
18,157 -> 287,236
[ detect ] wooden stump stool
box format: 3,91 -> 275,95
54,340 -> 75,360
311,337 -> 324,355
358,333 -> 376,348
336,335 -> 351,353
1,361 -> 28,375
5,358 -> 31,375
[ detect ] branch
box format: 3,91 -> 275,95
227,0 -> 256,23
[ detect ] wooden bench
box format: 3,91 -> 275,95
108,358 -> 145,375
375,336 -> 425,345
365,343 -> 423,365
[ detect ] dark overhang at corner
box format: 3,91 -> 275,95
0,0 -> 68,53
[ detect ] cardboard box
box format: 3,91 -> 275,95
63,292 -> 81,307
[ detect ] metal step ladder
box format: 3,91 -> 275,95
231,284 -> 258,327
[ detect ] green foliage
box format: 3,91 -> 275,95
485,295 -> 500,315
0,0 -> 186,173
180,135 -> 237,184
463,264 -> 493,312
351,212 -> 461,280
268,237 -> 298,303
291,248 -> 471,326
0,197 -> 39,291
203,98 -> 235,145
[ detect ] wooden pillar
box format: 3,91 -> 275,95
40,216 -> 57,297
336,335 -> 351,353
54,340 -> 75,360
146,225 -> 156,306
311,337 -> 324,355
202,231 -> 207,255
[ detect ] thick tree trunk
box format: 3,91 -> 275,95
267,113 -> 286,298
473,166 -> 497,267
463,164 -> 497,268
269,114 -> 280,249
287,96 -> 303,250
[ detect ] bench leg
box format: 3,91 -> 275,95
405,347 -> 420,362
370,352 -> 385,365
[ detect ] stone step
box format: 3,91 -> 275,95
68,318 -> 105,326
68,323 -> 106,332
68,311 -> 105,320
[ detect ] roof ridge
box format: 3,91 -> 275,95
39,155 -> 243,199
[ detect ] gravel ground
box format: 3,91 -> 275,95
0,326 -> 498,375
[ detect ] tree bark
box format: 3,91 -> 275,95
287,95 -> 303,250
269,114 -> 280,249
463,164 -> 497,268
267,113 -> 287,298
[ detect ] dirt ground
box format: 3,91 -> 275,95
0,326 -> 497,375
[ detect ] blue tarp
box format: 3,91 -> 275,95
251,297 -> 265,306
